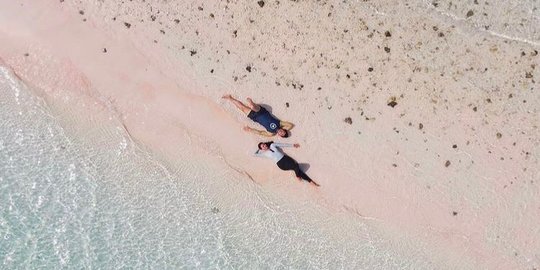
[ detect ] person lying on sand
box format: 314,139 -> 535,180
255,141 -> 319,187
222,94 -> 294,137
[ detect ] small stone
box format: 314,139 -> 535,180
246,65 -> 252,72
124,22 -> 131,28
384,31 -> 391,37
466,10 -> 474,18
384,47 -> 391,53
344,117 -> 353,125
452,144 -> 457,149
387,100 -> 398,108
24,53 -> 29,57
368,67 -> 373,72
79,10 -> 84,15
210,69 -> 214,73
525,72 -> 533,79
473,106 -> 477,112
198,6 -> 203,11
496,132 -> 502,139
285,102 -> 290,108
174,19 -> 180,24
445,160 -> 451,167
211,207 -> 220,214
190,50 -> 197,56
452,211 -> 458,216
257,0 -> 265,7
102,48 -> 107,53
419,123 -> 424,129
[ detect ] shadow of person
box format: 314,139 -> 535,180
298,163 -> 310,172
259,104 -> 273,113
260,104 -> 287,127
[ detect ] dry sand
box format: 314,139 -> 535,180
0,0 -> 538,268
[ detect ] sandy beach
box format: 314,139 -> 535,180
1,0 -> 538,268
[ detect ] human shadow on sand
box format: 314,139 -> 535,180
298,163 -> 310,172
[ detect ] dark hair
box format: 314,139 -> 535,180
280,129 -> 289,138
258,141 -> 274,150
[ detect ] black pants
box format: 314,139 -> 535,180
276,155 -> 312,182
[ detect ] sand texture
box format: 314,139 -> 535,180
0,0 -> 538,268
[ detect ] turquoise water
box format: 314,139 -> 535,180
0,66 -> 443,269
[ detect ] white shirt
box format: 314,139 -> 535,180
254,142 -> 293,163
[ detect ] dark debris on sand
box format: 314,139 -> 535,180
387,97 -> 398,108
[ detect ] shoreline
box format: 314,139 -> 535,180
1,63 -> 471,269
1,0 -> 538,268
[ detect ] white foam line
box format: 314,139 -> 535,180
485,30 -> 540,47
421,0 -> 540,48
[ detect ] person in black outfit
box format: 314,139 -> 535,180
255,141 -> 319,187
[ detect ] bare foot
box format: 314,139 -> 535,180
222,94 -> 232,100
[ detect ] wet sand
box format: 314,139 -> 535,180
0,0 -> 538,268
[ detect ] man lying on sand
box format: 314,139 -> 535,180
222,94 -> 294,138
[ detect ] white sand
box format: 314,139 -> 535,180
0,0 -> 538,268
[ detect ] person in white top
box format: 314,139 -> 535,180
254,142 -> 319,187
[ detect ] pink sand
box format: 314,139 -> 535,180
1,0 -> 538,268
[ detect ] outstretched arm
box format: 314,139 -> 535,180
243,126 -> 274,137
272,143 -> 300,148
280,121 -> 295,130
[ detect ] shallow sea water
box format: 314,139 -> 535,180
0,66 -> 456,269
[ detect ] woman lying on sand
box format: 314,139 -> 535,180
255,142 -> 319,187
